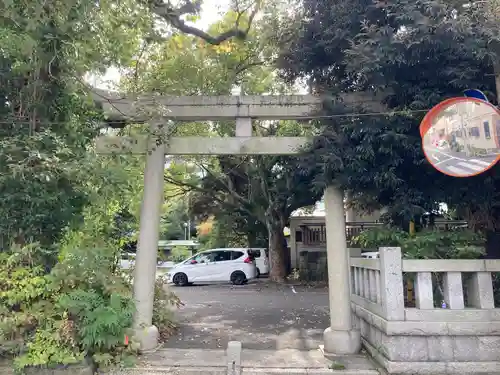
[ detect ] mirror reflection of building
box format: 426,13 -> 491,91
422,99 -> 500,178
431,101 -> 500,156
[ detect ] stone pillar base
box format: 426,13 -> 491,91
135,325 -> 159,352
323,326 -> 361,355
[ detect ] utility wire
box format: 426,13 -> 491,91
0,108 -> 434,126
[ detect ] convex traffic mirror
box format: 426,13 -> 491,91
420,97 -> 500,177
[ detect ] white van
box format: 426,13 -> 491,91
166,248 -> 257,286
248,248 -> 269,277
361,251 -> 379,259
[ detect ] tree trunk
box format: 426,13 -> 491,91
268,224 -> 287,282
247,231 -> 257,247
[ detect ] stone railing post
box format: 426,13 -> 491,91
467,272 -> 495,309
443,272 -> 465,309
379,247 -> 405,320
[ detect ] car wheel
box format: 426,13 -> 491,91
173,272 -> 189,286
230,271 -> 246,286
256,268 -> 261,278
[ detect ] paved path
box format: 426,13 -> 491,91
424,146 -> 498,176
162,282 -> 330,350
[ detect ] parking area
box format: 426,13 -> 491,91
162,281 -> 330,350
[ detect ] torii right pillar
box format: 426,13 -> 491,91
323,185 -> 361,354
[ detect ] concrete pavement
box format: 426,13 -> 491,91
424,146 -> 498,176
104,282 -> 380,375
163,282 -> 330,350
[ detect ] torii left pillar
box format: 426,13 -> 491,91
132,127 -> 166,351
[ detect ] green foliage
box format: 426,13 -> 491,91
0,0 -> 151,248
352,228 -> 410,248
168,246 -> 191,263
0,242 -> 138,372
57,291 -> 134,353
278,0 -> 500,228
194,215 -> 262,250
160,199 -> 191,241
352,227 -> 485,259
12,324 -> 83,370
177,121 -> 323,280
0,0 -> 217,371
126,7 -> 320,280
152,276 -> 182,342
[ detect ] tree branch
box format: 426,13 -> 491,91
164,174 -> 224,202
149,0 -> 262,45
195,161 -> 253,207
164,172 -> 260,220
234,60 -> 265,77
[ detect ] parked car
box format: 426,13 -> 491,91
361,251 -> 379,259
248,248 -> 269,277
166,248 -> 257,286
119,252 -> 175,272
120,252 -> 136,269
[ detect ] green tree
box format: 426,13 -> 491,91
160,199 -> 195,241
277,0 -> 500,233
126,10 -> 319,281
166,121 -> 322,282
0,0 -> 183,369
0,0 -> 150,248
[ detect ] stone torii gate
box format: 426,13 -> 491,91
94,91 -> 362,355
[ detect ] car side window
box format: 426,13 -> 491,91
186,252 -> 211,264
212,250 -> 232,262
231,251 -> 244,260
198,252 -> 213,263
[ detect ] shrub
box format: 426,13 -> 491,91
0,243 -> 139,373
152,275 -> 182,342
352,227 -> 485,259
352,226 -> 486,307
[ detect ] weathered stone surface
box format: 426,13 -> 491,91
363,337 -> 500,374
355,253 -> 500,373
467,272 -> 495,309
378,248 -> 405,320
96,136 -> 311,155
91,91 -> 388,121
355,301 -> 500,370
427,336 -> 454,362
452,336 -> 479,361
477,336 -> 500,361
323,327 -> 362,355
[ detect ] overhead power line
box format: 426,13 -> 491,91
0,107 -> 433,126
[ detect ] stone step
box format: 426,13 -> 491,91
108,368 -> 377,375
105,347 -> 380,375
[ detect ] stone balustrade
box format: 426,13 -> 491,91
350,247 -> 500,374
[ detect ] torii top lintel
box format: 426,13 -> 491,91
91,88 -> 323,121
91,88 -> 386,122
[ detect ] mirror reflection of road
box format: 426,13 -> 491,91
425,145 -> 498,176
